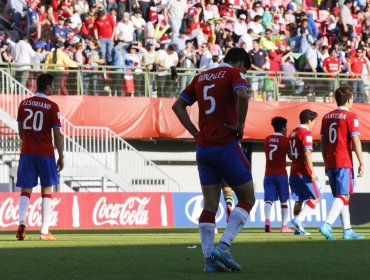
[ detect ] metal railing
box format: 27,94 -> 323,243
2,62 -> 369,102
0,68 -> 182,192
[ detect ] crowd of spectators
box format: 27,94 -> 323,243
1,0 -> 370,102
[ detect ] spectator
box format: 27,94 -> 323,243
247,15 -> 264,36
340,0 -> 355,37
349,47 -> 370,102
172,31 -> 190,52
6,0 -> 27,28
199,43 -> 213,69
44,41 -> 79,95
126,43 -> 145,96
260,29 -> 278,51
131,9 -> 146,43
249,39 -> 268,100
248,1 -> 264,22
323,48 -> 342,101
140,41 -> 158,96
52,16 -> 68,43
164,0 -> 188,41
74,0 -> 89,14
82,39 -> 105,96
304,42 -> 320,96
0,42 -> 12,64
233,14 -> 247,43
281,47 -> 304,95
111,41 -> 127,96
11,36 -> 35,87
238,28 -> 258,51
94,10 -> 116,64
156,43 -> 178,97
115,12 -> 135,46
178,39 -> 197,91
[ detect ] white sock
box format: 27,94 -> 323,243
41,196 -> 52,234
264,201 -> 272,223
281,202 -> 289,226
326,198 -> 344,225
297,202 -> 314,222
340,205 -> 351,230
199,223 -> 216,258
219,207 -> 249,247
19,195 -> 30,225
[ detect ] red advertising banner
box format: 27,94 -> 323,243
0,193 -> 174,230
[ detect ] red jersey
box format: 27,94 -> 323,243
264,133 -> 289,176
17,94 -> 62,157
349,56 -> 367,77
180,64 -> 248,146
323,57 -> 341,77
94,15 -> 115,39
289,125 -> 313,176
320,107 -> 360,168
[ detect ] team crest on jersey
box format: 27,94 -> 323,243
306,136 -> 312,143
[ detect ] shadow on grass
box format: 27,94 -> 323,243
1,230 -> 370,280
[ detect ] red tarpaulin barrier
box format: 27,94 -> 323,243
0,193 -> 173,230
4,95 -> 370,140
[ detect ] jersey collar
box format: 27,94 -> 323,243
35,93 -> 48,99
298,124 -> 309,130
218,62 -> 232,68
273,132 -> 284,136
337,106 -> 349,111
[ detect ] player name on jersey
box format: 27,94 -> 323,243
268,137 -> 280,143
324,113 -> 347,120
198,70 -> 226,82
22,99 -> 52,110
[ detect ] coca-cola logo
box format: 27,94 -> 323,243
0,197 -> 61,227
92,196 -> 150,226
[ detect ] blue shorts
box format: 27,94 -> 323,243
289,175 -> 321,201
327,168 -> 354,196
16,155 -> 59,188
196,140 -> 253,187
263,175 -> 289,202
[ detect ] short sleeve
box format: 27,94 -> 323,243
348,114 -> 360,137
230,69 -> 248,95
302,131 -> 313,151
51,104 -> 62,129
179,77 -> 197,105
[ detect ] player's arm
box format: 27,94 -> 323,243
320,136 -> 326,165
225,87 -> 249,137
304,149 -> 317,182
18,122 -> 23,141
172,98 -> 199,138
352,135 -> 364,177
53,128 -> 64,172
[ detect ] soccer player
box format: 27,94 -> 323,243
263,117 -> 292,233
172,48 -> 254,273
289,109 -> 321,235
16,73 -> 64,241
319,86 -> 365,240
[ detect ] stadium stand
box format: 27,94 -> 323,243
0,0 -> 369,102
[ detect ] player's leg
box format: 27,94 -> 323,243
263,176 -> 276,233
339,169 -> 364,239
196,145 -> 227,272
277,176 -> 292,233
320,168 -> 341,240
222,184 -> 234,223
200,183 -> 227,272
16,155 -> 38,240
213,141 -> 255,271
38,156 -> 59,240
294,177 -> 321,234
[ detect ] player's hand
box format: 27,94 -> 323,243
311,172 -> 318,183
57,157 -> 64,172
358,164 -> 364,177
225,123 -> 245,138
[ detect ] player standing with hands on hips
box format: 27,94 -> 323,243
319,86 -> 365,240
172,48 -> 254,273
16,73 -> 64,241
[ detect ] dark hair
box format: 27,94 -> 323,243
299,109 -> 318,124
271,117 -> 287,132
37,73 -> 55,93
223,47 -> 252,70
335,86 -> 353,106
254,15 -> 262,21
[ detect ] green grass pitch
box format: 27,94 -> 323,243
1,227 -> 370,280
